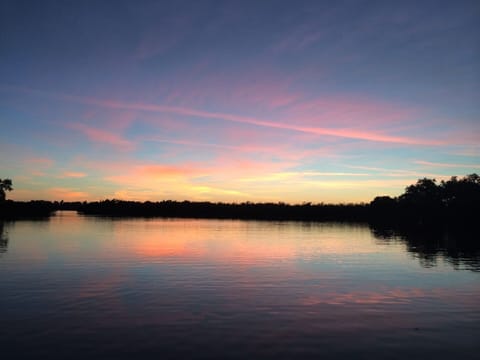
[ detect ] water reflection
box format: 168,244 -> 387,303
371,225 -> 480,272
0,214 -> 479,359
0,221 -> 7,254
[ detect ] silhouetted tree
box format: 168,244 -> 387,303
440,173 -> 480,222
371,195 -> 396,209
370,196 -> 398,221
0,179 -> 13,202
368,174 -> 480,225
396,177 -> 444,223
400,177 -> 440,203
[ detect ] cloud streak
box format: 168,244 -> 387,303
76,97 -> 441,145
68,123 -> 134,150
61,172 -> 88,178
414,160 -> 480,169
2,85 -> 443,146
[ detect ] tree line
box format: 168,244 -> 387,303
78,174 -> 480,225
370,174 -> 479,225
1,174 -> 479,224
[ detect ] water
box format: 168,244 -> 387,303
1,211 -> 479,359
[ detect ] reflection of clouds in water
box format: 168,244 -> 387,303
300,286 -> 480,307
0,222 -> 8,254
109,220 -> 379,264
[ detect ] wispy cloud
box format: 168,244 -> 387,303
68,123 -> 134,151
47,187 -> 90,200
61,172 -> 88,178
414,160 -> 480,169
345,164 -> 453,179
239,171 -> 370,183
83,98 -> 435,145
11,187 -> 90,201
140,136 -> 332,162
2,85 -> 442,146
25,157 -> 55,167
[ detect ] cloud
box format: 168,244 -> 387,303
25,157 -> 55,167
68,123 -> 134,150
47,187 -> 90,200
90,157 -> 296,201
138,164 -> 206,179
74,96 -> 442,145
2,85 -> 442,146
414,160 -> 480,169
61,172 -> 88,178
11,187 -> 90,201
345,165 -> 454,180
238,171 -> 371,183
103,158 -> 295,186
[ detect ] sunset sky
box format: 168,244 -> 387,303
1,0 -> 479,203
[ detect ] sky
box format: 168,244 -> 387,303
0,0 -> 479,203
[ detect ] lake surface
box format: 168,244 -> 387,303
1,211 -> 479,359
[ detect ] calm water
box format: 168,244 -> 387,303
0,211 -> 479,359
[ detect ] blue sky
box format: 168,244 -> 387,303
1,0 -> 479,202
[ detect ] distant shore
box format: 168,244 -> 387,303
0,200 -> 56,220
0,198 -> 475,227
1,174 -> 478,225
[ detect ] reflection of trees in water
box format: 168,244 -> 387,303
0,221 -> 8,254
371,225 -> 480,272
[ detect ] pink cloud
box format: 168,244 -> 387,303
67,96 -> 439,145
11,187 -> 90,201
82,108 -> 138,132
0,86 -> 415,146
47,187 -> 90,200
25,157 -> 55,168
69,123 -> 134,150
137,136 -> 335,163
103,163 -> 206,188
138,164 -> 205,178
103,157 -> 295,186
2,84 -> 459,146
282,96 -> 417,129
21,157 -> 55,177
61,155 -> 427,203
61,171 -> 88,178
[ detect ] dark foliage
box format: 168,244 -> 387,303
0,178 -> 13,202
1,174 -> 478,226
369,174 -> 479,225
0,200 -> 56,219
78,200 -> 369,221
